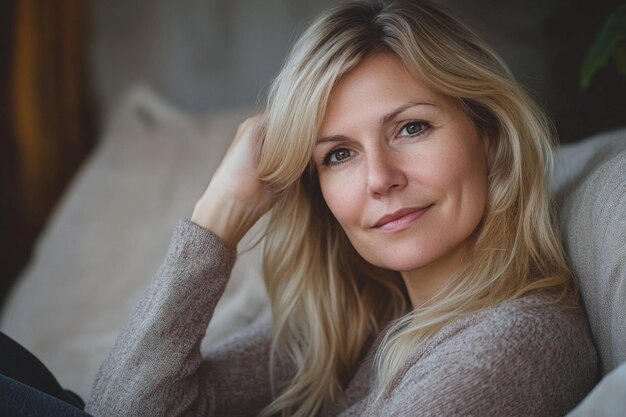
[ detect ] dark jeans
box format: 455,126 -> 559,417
0,332 -> 93,417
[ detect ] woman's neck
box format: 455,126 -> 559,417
400,241 -> 469,309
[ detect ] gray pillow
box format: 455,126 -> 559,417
553,128 -> 626,375
566,361 -> 626,417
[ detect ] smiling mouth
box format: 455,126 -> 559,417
374,205 -> 432,232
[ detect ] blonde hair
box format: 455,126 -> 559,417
257,1 -> 573,415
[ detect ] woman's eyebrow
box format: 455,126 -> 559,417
316,101 -> 435,145
316,135 -> 348,146
381,101 -> 435,125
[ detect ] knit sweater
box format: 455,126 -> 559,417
86,219 -> 598,417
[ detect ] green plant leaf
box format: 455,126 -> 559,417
580,4 -> 626,90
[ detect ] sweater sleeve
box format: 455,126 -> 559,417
85,219 -> 284,417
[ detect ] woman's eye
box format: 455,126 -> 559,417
323,148 -> 353,166
398,121 -> 429,137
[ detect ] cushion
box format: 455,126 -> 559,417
566,361 -> 626,417
552,128 -> 626,375
0,85 -> 269,399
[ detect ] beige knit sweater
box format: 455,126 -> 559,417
86,219 -> 598,417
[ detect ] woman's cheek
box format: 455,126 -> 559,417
320,171 -> 362,225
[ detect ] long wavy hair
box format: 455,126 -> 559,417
256,1 -> 574,416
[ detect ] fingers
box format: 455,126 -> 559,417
235,114 -> 265,141
191,114 -> 273,245
231,114 -> 267,171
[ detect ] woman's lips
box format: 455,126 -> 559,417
374,205 -> 432,232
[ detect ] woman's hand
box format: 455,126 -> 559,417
191,115 -> 275,247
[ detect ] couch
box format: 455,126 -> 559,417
1,85 -> 624,415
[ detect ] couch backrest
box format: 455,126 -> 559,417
553,129 -> 626,375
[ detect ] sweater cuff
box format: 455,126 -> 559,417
155,218 -> 238,290
172,218 -> 237,264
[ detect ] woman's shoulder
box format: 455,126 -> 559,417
389,293 -> 599,416
485,293 -> 595,345
434,293 -> 597,365
470,293 -> 589,337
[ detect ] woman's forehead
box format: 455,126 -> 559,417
318,54 -> 458,135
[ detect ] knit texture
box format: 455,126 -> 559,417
86,219 -> 598,417
555,130 -> 626,375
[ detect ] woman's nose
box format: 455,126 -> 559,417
366,149 -> 407,198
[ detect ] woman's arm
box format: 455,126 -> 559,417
86,219 -> 288,417
87,116 -> 283,416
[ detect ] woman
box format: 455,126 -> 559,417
86,1 -> 597,416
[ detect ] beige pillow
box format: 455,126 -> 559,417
0,85 -> 269,399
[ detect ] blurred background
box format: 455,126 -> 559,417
1,0 -> 625,307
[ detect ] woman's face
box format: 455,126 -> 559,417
315,53 -> 490,299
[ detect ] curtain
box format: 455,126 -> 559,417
0,0 -> 97,305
